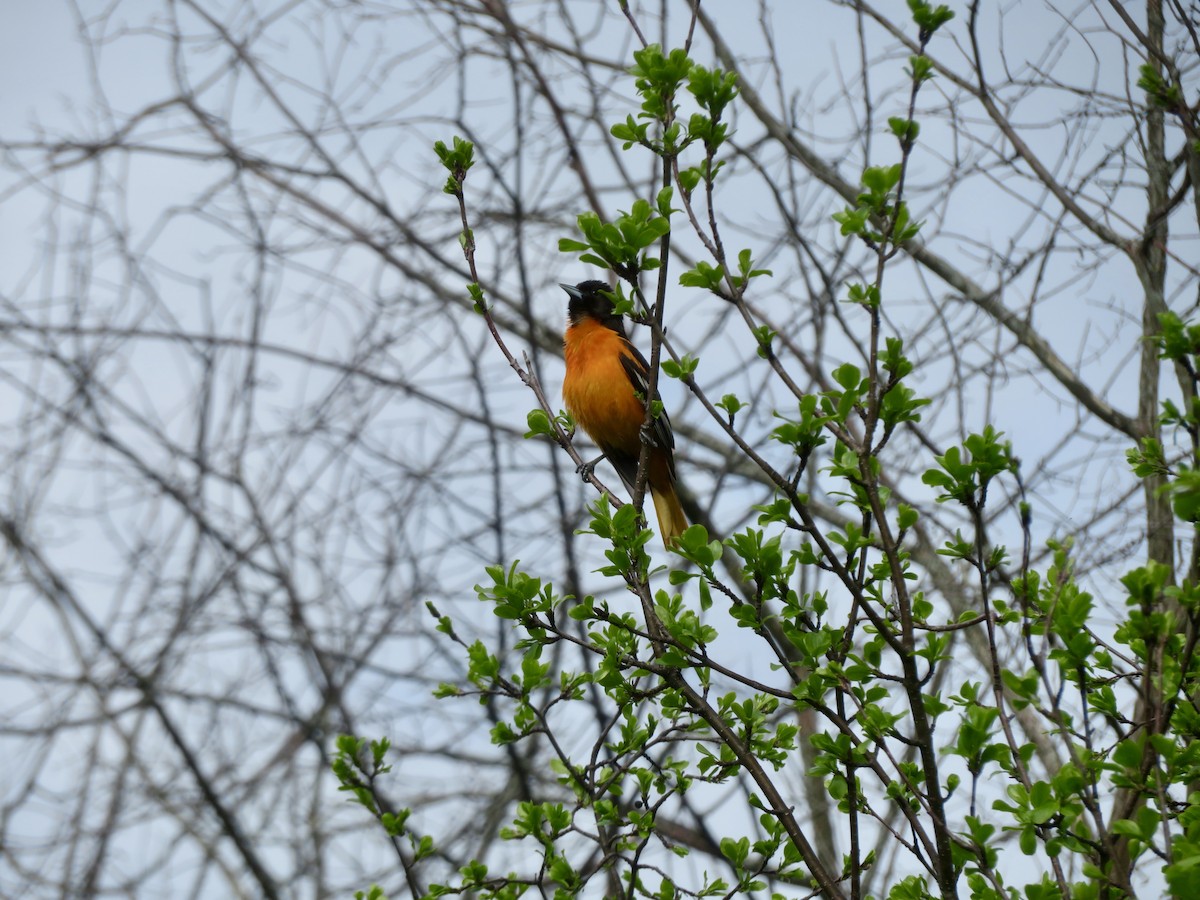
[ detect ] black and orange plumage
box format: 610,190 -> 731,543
561,280 -> 687,545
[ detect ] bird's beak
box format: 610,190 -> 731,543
559,283 -> 582,301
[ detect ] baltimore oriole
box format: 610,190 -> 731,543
561,280 -> 688,545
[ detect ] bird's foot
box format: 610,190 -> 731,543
577,454 -> 604,479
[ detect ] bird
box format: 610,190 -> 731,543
560,280 -> 688,545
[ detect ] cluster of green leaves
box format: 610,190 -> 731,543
832,162 -> 921,251
331,735 -> 434,900
1130,312 -> 1200,521
558,199 -> 672,281
678,248 -> 772,296
1137,63 -> 1185,112
607,43 -> 736,176
833,0 -> 951,259
561,42 -> 770,301
433,135 -> 474,196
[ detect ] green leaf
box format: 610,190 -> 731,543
656,185 -> 677,218
433,136 -> 475,194
661,354 -> 698,379
752,324 -> 776,358
525,408 -> 553,438
907,54 -> 934,83
720,835 -> 750,867
888,116 -> 920,144
717,393 -> 746,419
678,167 -> 702,193
832,363 -> 862,391
679,261 -> 725,291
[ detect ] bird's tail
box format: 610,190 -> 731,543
651,484 -> 688,547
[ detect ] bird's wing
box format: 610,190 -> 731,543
618,340 -> 677,475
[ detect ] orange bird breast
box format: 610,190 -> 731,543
562,317 -> 646,456
562,313 -> 687,544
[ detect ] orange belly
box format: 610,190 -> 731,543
562,318 -> 646,456
562,317 -> 687,543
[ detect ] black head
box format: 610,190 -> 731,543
560,280 -> 624,331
